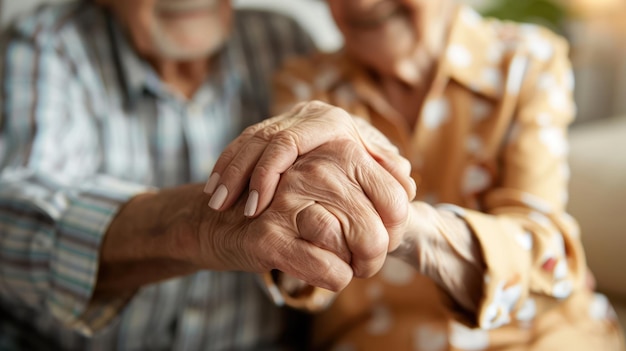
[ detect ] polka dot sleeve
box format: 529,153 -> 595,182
457,31 -> 586,329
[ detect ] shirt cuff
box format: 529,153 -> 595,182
48,175 -> 153,336
456,208 -> 533,330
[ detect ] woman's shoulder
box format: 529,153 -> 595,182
455,6 -> 569,61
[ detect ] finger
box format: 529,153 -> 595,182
209,124 -> 284,211
354,147 -> 410,252
203,136 -> 247,195
367,144 -> 416,201
353,117 -> 416,200
274,239 -> 354,292
244,129 -> 299,217
204,122 -> 265,196
204,102 -> 307,197
296,203 -> 351,263
305,142 -> 390,278
326,196 -> 389,279
277,141 -> 389,279
246,106 -> 359,217
204,114 -> 284,195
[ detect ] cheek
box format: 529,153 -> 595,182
123,4 -> 157,55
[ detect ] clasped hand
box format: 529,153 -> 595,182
203,101 -> 416,291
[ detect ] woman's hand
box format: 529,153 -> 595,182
198,139 -> 412,291
204,100 -> 416,217
391,202 -> 485,312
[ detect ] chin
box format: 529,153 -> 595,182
152,31 -> 226,61
160,47 -> 216,61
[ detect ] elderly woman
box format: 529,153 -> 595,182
206,0 -> 625,349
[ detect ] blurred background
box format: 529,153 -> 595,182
1,0 -> 626,334
2,0 -> 625,123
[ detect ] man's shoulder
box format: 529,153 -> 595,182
6,2 -> 102,47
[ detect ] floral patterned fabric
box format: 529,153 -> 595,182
268,5 -> 625,351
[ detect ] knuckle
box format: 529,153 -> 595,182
252,163 -> 274,183
293,160 -> 328,181
305,100 -> 331,111
253,123 -> 282,142
399,157 -> 412,175
352,261 -> 379,279
326,106 -> 355,130
353,233 -> 388,263
242,124 -> 262,138
291,101 -> 309,113
221,146 -> 236,159
328,105 -> 352,121
318,211 -> 341,236
383,187 -> 410,226
380,160 -> 408,184
223,161 -> 247,180
272,129 -> 299,150
299,100 -> 337,118
315,261 -> 345,291
311,211 -> 341,243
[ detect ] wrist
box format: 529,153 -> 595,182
158,184 -> 212,269
390,201 -> 436,266
165,184 -> 253,272
391,201 -> 484,311
96,186 -> 204,295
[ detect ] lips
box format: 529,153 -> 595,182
156,0 -> 220,14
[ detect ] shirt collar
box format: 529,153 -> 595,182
337,4 -> 504,103
106,14 -> 150,109
440,5 -> 504,100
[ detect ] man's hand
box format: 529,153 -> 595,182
203,139 -> 411,290
97,138 -> 411,295
203,101 -> 416,217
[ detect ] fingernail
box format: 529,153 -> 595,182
244,190 -> 259,217
410,177 -> 417,191
204,173 -> 220,194
209,185 -> 228,210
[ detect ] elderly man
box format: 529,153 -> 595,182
0,0 -> 415,350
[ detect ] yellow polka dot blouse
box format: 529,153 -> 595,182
266,5 -> 625,351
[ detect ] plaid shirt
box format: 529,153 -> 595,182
0,2 -> 314,350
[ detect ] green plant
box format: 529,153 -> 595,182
480,0 -> 567,33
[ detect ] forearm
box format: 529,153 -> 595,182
95,184 -> 207,297
0,173 -> 158,330
392,202 -> 484,312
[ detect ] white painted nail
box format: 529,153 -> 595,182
209,185 -> 228,210
244,190 -> 259,217
204,173 -> 220,194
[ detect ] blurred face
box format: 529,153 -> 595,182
327,0 -> 451,83
97,0 -> 232,61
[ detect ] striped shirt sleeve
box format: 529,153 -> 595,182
0,27 -> 149,335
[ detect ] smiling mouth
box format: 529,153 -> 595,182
156,0 -> 219,15
347,3 -> 408,29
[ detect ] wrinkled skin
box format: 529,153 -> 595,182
196,139 -> 411,291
